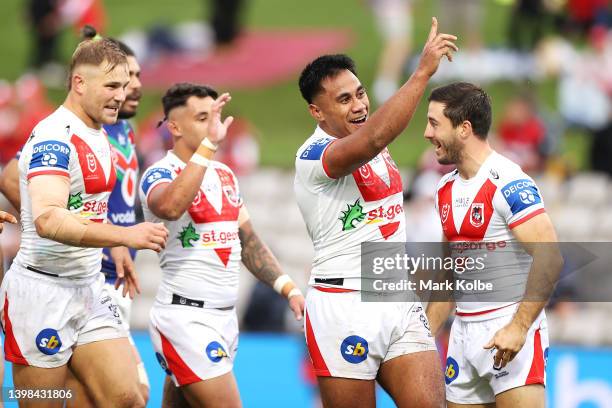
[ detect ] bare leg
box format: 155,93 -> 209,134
317,377 -> 376,408
377,350 -> 445,408
69,338 -> 144,408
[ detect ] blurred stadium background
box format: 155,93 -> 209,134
1,0 -> 612,406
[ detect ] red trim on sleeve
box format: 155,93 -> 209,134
509,208 -> 546,230
525,328 -> 545,385
305,311 -> 331,376
3,296 -> 29,365
27,170 -> 70,180
157,327 -> 202,386
321,140 -> 337,179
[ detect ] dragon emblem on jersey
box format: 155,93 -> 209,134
441,203 -> 450,224
67,192 -> 83,210
178,222 -> 200,248
339,199 -> 366,231
470,203 -> 485,227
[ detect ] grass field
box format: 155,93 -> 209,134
0,0 -> 589,169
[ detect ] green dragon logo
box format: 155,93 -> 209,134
67,192 -> 83,210
339,199 -> 366,231
178,222 -> 200,248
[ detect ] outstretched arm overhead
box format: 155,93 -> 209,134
323,17 -> 458,178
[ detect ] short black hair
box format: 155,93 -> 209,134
162,82 -> 218,118
298,54 -> 357,104
428,82 -> 492,139
80,25 -> 135,57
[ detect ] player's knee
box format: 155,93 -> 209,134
139,384 -> 150,406
109,388 -> 145,408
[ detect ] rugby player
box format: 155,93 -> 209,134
140,83 -> 305,407
424,82 -> 562,407
64,27 -> 151,407
294,18 -> 456,408
0,29 -> 151,405
0,37 -> 168,407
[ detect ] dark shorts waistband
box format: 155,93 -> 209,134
171,294 -> 234,311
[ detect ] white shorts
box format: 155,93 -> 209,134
104,282 -> 150,388
0,265 -> 126,368
149,301 -> 239,387
445,311 -> 549,404
304,286 -> 437,380
104,282 -> 133,333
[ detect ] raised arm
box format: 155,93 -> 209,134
147,93 -> 233,220
323,18 -> 458,178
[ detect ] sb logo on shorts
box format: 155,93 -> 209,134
445,356 -> 459,384
340,335 -> 368,364
155,352 -> 172,375
206,341 -> 228,363
36,328 -> 62,355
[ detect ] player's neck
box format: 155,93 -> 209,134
63,95 -> 101,130
171,142 -> 194,164
457,143 -> 493,180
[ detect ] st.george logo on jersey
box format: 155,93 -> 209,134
470,203 -> 484,227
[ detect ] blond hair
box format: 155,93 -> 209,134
67,38 -> 127,90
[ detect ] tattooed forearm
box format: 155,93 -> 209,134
239,220 -> 284,286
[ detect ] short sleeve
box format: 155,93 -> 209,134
27,140 -> 72,180
496,176 -> 545,229
140,167 -> 173,199
295,137 -> 335,186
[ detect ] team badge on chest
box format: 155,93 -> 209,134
470,203 -> 485,227
441,203 -> 450,224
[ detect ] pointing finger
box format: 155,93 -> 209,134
427,17 -> 438,43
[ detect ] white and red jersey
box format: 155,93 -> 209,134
435,151 -> 545,317
294,126 -> 406,290
15,106 -> 116,279
140,152 -> 243,308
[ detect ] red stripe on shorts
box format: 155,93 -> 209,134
455,303 -> 517,317
158,328 -> 202,386
3,296 -> 28,365
305,310 -> 331,376
525,328 -> 545,385
312,285 -> 355,293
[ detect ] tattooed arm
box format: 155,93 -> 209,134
238,206 -> 305,320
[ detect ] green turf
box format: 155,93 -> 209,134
0,0 -> 590,169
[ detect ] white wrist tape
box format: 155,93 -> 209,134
202,137 -> 218,152
288,287 -> 303,299
273,274 -> 292,294
189,153 -> 210,167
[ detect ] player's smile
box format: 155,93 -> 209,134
349,113 -> 368,128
